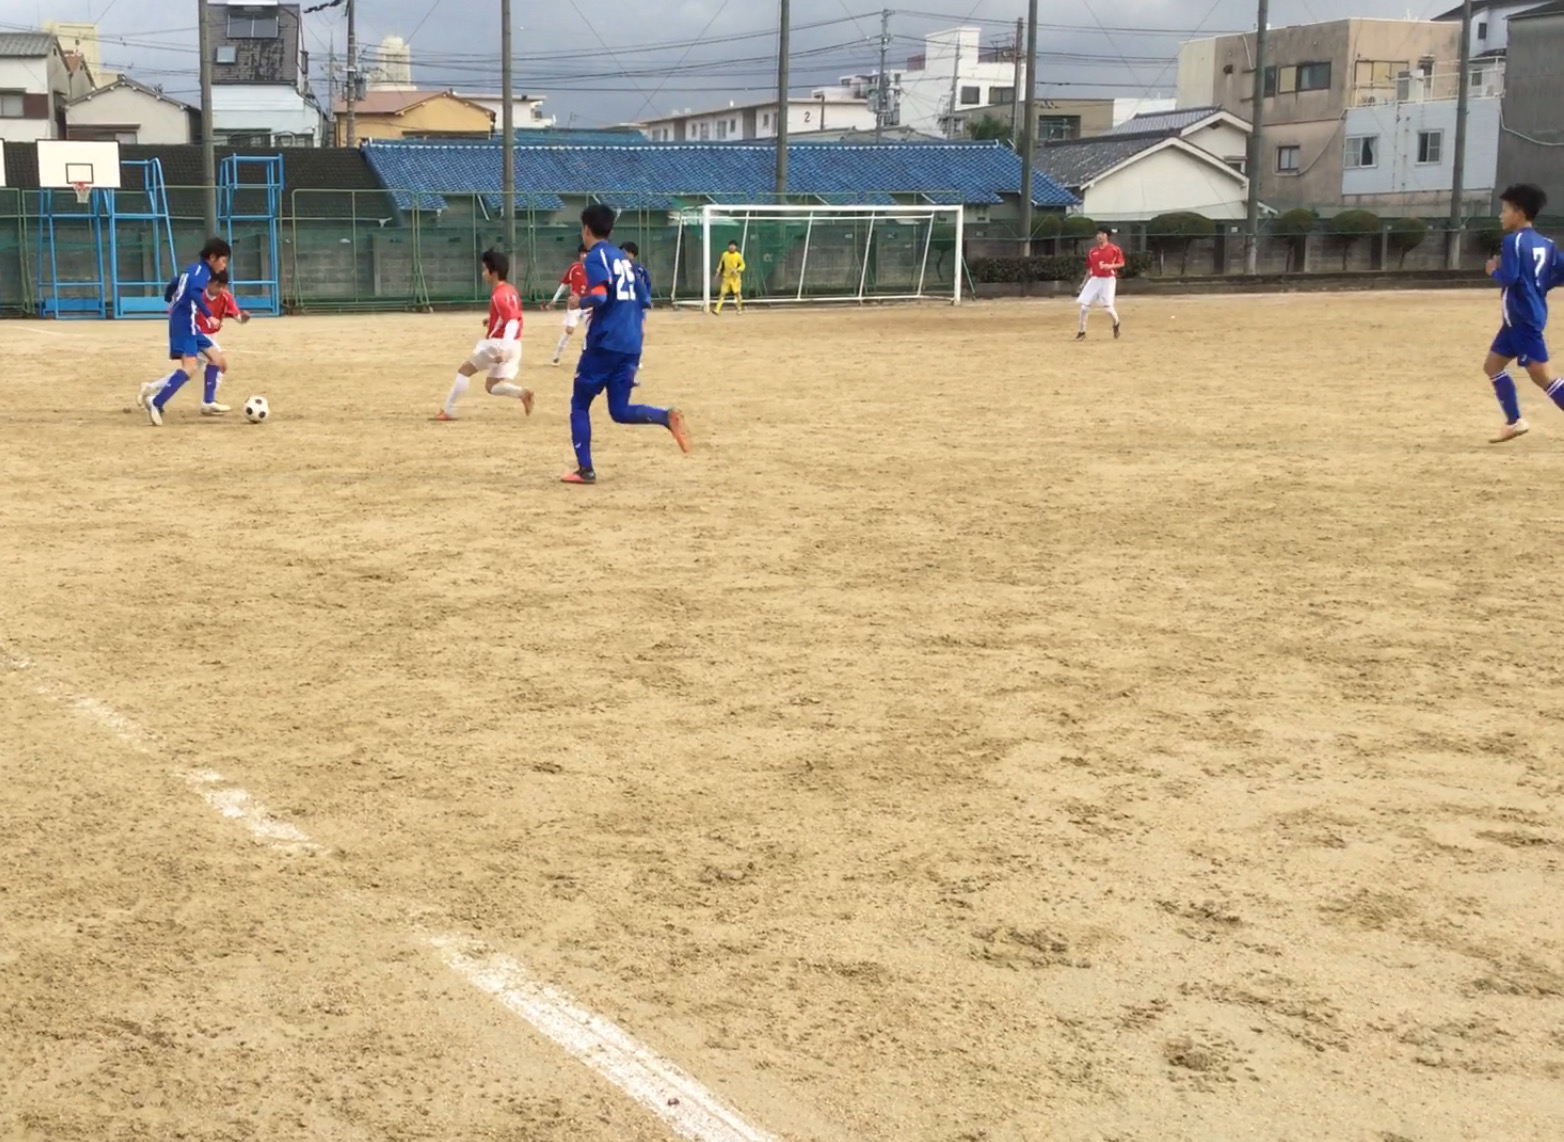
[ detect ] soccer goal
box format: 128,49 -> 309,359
669,203 -> 965,310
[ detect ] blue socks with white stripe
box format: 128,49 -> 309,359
1547,377 -> 1564,413
154,370 -> 189,410
204,364 -> 221,403
1492,371 -> 1521,423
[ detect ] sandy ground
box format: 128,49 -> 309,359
2,293 -> 1562,1142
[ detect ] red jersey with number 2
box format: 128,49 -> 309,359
1087,244 -> 1124,279
196,288 -> 242,335
561,262 -> 588,296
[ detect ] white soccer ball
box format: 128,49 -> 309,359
244,396 -> 270,424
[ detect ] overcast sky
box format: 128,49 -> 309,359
2,0 -> 1462,125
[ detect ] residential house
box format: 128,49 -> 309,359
454,93 -> 557,130
66,77 -> 197,145
1034,107 -> 1252,221
948,96 -> 1177,142
1340,56 -> 1501,215
638,96 -> 875,143
0,32 -> 94,143
1434,1 -> 1539,57
205,0 -> 324,146
334,89 -> 494,145
1495,0 -> 1564,202
1177,18 -> 1459,208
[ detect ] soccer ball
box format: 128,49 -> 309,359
244,396 -> 270,424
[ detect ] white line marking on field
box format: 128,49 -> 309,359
431,935 -> 779,1142
183,769 -> 323,854
11,324 -> 63,336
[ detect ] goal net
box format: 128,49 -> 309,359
669,203 -> 965,310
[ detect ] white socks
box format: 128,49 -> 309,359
444,373 -> 470,415
554,332 -> 569,360
1106,307 -> 1120,325
489,382 -> 524,399
1078,307 -> 1089,332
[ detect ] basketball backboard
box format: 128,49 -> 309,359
36,141 -> 123,191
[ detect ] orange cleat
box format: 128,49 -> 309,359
435,410 -> 455,421
520,389 -> 535,416
561,468 -> 597,484
667,408 -> 691,454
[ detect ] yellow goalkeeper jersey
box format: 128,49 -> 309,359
719,250 -> 746,278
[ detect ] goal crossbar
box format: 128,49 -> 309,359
670,202 -> 965,311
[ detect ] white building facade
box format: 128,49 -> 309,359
0,33 -> 92,143
894,27 -> 1024,135
639,97 -> 875,143
1435,0 -> 1538,57
456,94 -> 556,130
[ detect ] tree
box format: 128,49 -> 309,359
1271,208 -> 1316,273
1031,213 -> 1063,239
967,116 -> 1014,146
1326,209 -> 1381,270
1146,211 -> 1217,275
1060,214 -> 1097,252
1386,217 -> 1429,268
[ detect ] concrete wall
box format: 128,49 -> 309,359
67,86 -> 194,144
1341,97 -> 1498,208
1081,145 -> 1249,221
1177,38 -> 1217,108
1496,12 -> 1564,205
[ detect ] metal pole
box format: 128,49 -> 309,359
947,38 -> 960,138
502,0 -> 516,256
198,0 -> 216,234
775,0 -> 790,198
1243,0 -> 1269,275
1018,0 -> 1037,256
1010,17 -> 1022,145
875,8 -> 890,143
1448,0 -> 1474,269
345,0 -> 357,147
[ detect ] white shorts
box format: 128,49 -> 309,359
563,307 -> 590,331
469,338 -> 521,380
1077,276 -> 1118,309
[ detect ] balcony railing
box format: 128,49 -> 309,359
1352,66 -> 1505,107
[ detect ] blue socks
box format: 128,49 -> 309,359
154,369 -> 189,410
203,364 -> 221,403
1548,377 -> 1564,413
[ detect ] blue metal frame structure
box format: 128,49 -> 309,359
219,155 -> 283,315
36,187 -> 107,319
109,158 -> 178,319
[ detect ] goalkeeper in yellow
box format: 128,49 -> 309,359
713,240 -> 746,314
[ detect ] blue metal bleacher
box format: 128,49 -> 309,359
219,154 -> 283,315
109,158 -> 178,318
36,186 -> 108,319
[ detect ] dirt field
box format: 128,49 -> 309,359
3,292 -> 1563,1142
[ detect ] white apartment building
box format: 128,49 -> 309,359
456,93 -> 557,130
639,95 -> 876,143
1434,1 -> 1539,57
893,26 -> 1028,135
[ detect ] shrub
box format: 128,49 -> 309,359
970,250 -> 1152,285
1471,216 -> 1505,254
1386,216 -> 1429,267
1146,211 -> 1216,275
1031,213 -> 1063,239
1272,208 -> 1316,272
1060,214 -> 1098,243
1326,209 -> 1381,269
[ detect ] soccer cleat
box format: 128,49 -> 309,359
200,402 -> 230,416
435,410 -> 456,422
1113,321 -> 1122,339
1075,331 -> 1086,341
520,389 -> 535,416
1491,419 -> 1530,444
561,467 -> 597,484
551,357 -> 561,366
146,399 -> 164,427
667,408 -> 691,454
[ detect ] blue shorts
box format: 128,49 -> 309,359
1492,325 -> 1549,366
573,347 -> 641,396
170,331 -> 214,361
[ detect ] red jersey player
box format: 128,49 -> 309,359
545,243 -> 591,365
137,268 -> 248,415
437,249 -> 533,421
1076,226 -> 1124,340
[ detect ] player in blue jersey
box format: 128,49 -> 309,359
145,237 -> 232,427
620,240 -> 653,387
1484,184 -> 1564,443
562,205 -> 689,484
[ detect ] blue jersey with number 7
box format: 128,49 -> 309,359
1494,227 -> 1555,332
581,240 -> 644,356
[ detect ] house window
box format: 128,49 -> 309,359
959,85 -> 981,105
698,122 -> 710,140
1344,135 -> 1377,169
216,45 -> 237,64
1276,144 -> 1301,173
1477,20 -> 1488,40
0,90 -> 25,118
1417,129 -> 1443,164
228,9 -> 280,38
1225,156 -> 1247,174
1297,62 -> 1331,91
716,119 -> 728,140
1038,114 -> 1080,141
762,112 -> 770,128
989,85 -> 1015,104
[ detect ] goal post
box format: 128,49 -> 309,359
669,202 -> 965,311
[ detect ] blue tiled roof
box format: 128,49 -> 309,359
362,141 -> 1078,212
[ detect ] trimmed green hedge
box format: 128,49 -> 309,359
970,251 -> 1154,283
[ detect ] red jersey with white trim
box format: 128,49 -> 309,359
1087,244 -> 1125,278
487,282 -> 524,341
196,288 -> 242,335
561,262 -> 588,296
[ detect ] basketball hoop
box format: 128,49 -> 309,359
70,181 -> 92,205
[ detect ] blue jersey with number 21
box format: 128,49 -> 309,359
1495,228 -> 1556,331
582,240 -> 644,356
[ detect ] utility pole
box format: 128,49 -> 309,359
1017,0 -> 1037,256
1010,17 -> 1023,145
345,0 -> 358,147
501,0 -> 516,256
874,8 -> 890,143
1448,0 -> 1474,269
946,37 -> 961,138
198,0 -> 216,235
1243,0 -> 1270,275
775,0 -> 789,198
